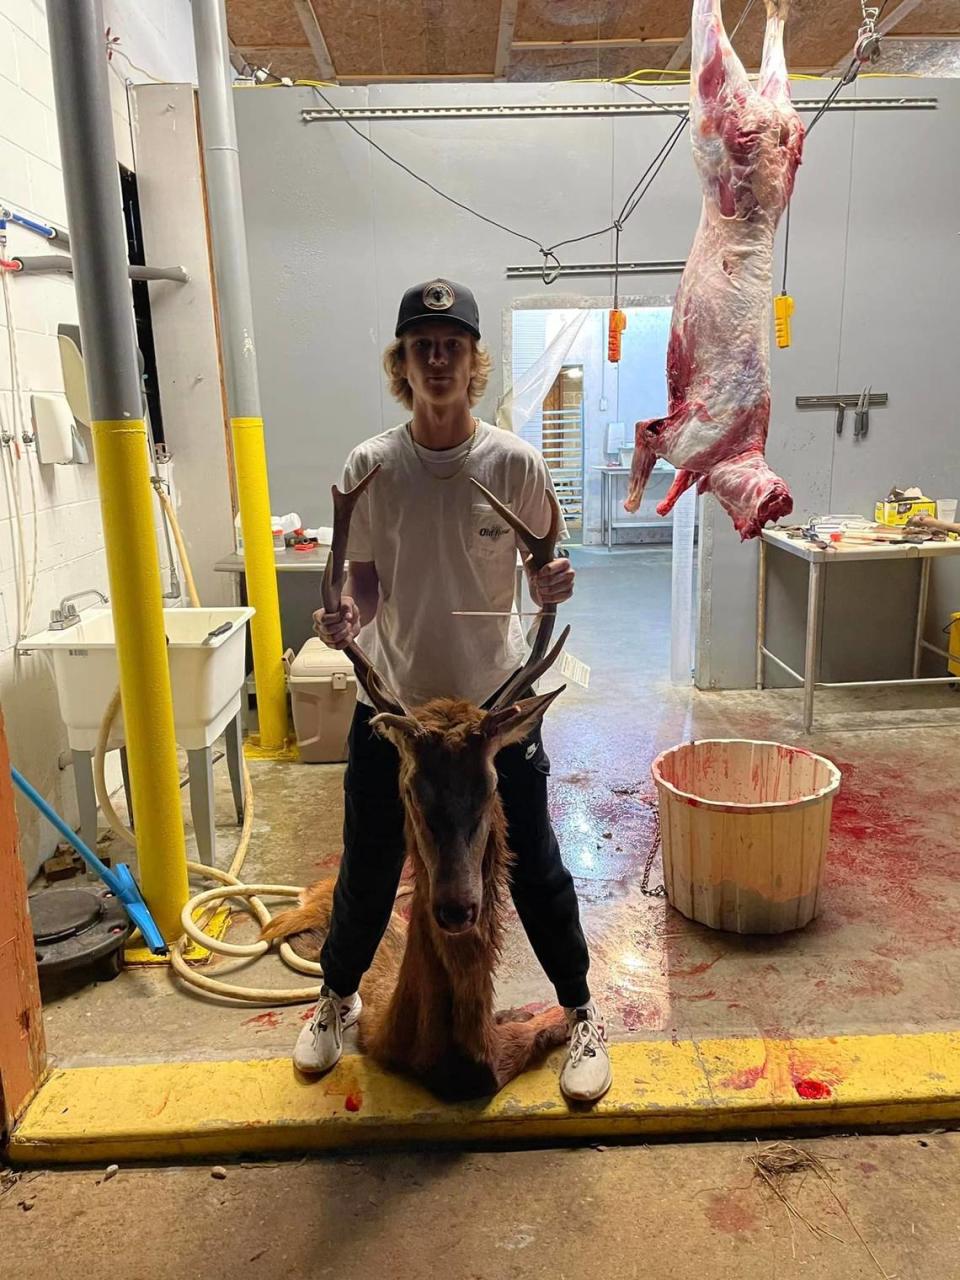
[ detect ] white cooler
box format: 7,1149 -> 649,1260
284,640 -> 356,763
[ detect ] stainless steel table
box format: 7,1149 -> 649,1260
214,546 -> 331,575
756,528 -> 960,732
215,545 -> 331,657
592,463 -> 675,548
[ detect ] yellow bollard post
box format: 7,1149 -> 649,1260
231,418 -> 288,751
47,0 -> 189,943
93,420 -> 190,941
192,0 -> 292,754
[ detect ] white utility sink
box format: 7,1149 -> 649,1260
19,607 -> 255,751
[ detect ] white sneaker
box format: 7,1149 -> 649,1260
293,987 -> 362,1074
560,1003 -> 612,1103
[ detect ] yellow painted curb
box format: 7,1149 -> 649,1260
10,1031 -> 960,1164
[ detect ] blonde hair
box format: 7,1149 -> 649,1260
383,336 -> 492,410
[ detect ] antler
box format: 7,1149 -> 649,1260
322,464 -> 411,717
469,478 -> 566,711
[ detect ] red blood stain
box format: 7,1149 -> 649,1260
615,994 -> 664,1033
243,1011 -> 281,1031
299,1005 -> 317,1022
345,1091 -> 363,1112
859,1161 -> 879,1175
720,1064 -> 765,1092
825,761 -> 959,956
795,1078 -> 831,1100
704,1190 -> 757,1236
672,957 -> 723,979
846,960 -> 904,1000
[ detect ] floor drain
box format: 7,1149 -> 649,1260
30,885 -> 131,982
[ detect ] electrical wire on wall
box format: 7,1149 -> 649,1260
309,84 -> 692,285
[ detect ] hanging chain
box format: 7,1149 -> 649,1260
638,799 -> 667,898
406,419 -> 479,480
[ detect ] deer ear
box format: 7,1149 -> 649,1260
370,712 -> 424,745
481,685 -> 565,749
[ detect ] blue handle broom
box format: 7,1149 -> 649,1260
11,766 -> 168,955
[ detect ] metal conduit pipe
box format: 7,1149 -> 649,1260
46,0 -> 189,942
191,0 -> 289,754
12,255 -> 189,283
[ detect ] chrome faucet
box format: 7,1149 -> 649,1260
49,589 -> 109,631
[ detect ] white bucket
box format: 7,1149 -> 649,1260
936,499 -> 958,525
652,739 -> 841,934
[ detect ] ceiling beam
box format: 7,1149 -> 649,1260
512,37 -> 680,51
292,0 -> 337,82
662,31 -> 692,76
495,0 -> 520,80
228,40 -> 251,77
338,73 -> 496,84
828,0 -> 924,72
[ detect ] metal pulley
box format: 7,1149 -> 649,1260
845,3 -> 883,82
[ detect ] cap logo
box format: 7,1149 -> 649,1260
422,281 -> 455,311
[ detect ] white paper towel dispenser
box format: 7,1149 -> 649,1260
30,393 -> 89,465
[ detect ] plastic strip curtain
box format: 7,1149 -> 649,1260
497,307 -> 590,441
501,300 -> 696,686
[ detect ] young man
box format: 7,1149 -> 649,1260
294,279 -> 610,1103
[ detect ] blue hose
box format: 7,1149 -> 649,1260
11,766 -> 167,955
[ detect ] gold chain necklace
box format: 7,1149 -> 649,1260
406,419 -> 479,481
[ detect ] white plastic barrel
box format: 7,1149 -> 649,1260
651,739 -> 841,934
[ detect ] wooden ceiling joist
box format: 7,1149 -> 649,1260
224,0 -> 960,86
663,30 -> 692,75
495,0 -> 521,80
512,37 -> 681,51
292,0 -> 337,82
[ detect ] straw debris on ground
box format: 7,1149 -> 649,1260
749,1142 -> 895,1279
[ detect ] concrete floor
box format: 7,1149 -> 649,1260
6,1132 -> 960,1278
39,546 -> 960,1072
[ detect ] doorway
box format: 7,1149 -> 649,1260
542,364 -> 585,538
506,301 -> 698,686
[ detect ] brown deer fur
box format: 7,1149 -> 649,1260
261,694 -> 569,1101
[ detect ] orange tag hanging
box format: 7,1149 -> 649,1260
608,308 -> 627,363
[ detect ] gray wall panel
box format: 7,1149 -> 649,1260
235,80 -> 957,688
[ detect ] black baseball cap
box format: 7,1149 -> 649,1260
395,279 -> 481,340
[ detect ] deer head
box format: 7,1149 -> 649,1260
323,467 -> 569,935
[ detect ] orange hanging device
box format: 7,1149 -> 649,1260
608,308 -> 627,362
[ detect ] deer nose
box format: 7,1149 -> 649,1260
433,900 -> 479,933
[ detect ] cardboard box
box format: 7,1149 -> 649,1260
874,497 -> 937,526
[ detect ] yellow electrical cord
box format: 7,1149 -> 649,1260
92,492 -> 324,1004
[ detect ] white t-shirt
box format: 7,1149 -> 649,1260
341,420 -> 565,708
